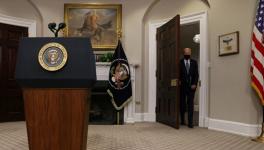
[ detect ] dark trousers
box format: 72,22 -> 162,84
180,87 -> 195,126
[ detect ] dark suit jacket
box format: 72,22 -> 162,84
180,58 -> 199,91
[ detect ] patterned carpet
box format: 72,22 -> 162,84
0,122 -> 264,150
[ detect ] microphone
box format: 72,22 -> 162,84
48,22 -> 56,33
58,23 -> 66,30
48,22 -> 66,37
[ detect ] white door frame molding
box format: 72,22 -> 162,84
148,11 -> 209,127
0,13 -> 37,37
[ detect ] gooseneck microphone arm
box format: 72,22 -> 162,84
48,22 -> 66,37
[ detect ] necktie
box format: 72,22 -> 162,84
186,61 -> 190,74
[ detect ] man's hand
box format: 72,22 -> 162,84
191,85 -> 197,90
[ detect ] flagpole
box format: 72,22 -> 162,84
252,106 -> 264,143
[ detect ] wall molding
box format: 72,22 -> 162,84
208,118 -> 261,137
27,0 -> 44,36
135,113 -> 156,122
134,115 -> 261,137
0,13 -> 36,37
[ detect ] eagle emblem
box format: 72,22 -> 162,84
109,59 -> 131,90
38,42 -> 68,71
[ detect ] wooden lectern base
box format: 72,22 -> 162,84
23,88 -> 90,150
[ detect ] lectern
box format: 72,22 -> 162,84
15,37 -> 96,150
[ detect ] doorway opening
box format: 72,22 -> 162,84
148,12 -> 208,127
180,22 -> 200,126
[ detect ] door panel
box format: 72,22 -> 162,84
0,23 -> 28,122
156,15 -> 180,129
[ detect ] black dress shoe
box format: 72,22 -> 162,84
188,125 -> 193,128
181,122 -> 185,125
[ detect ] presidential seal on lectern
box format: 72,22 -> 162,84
38,42 -> 68,71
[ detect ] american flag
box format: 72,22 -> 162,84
251,0 -> 264,105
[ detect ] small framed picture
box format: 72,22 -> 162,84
219,31 -> 239,56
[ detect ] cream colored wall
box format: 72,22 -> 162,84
121,0 -> 155,112
144,0 -> 262,124
1,0 -> 262,124
0,0 -> 42,36
208,0 -> 262,124
30,0 -> 154,113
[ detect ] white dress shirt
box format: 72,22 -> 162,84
184,59 -> 190,68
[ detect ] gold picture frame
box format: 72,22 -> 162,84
64,3 -> 122,50
219,31 -> 239,56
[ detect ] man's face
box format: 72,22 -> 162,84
183,48 -> 192,56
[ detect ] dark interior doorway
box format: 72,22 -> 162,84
180,22 -> 200,126
0,23 -> 28,122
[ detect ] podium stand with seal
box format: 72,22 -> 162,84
15,37 -> 96,150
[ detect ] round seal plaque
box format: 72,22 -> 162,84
38,42 -> 68,71
109,59 -> 131,90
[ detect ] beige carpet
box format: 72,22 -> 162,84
0,122 -> 264,150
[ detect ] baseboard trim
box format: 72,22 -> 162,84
135,113 -> 143,122
204,117 -> 209,127
208,118 -> 261,137
135,113 -> 156,122
134,114 -> 261,137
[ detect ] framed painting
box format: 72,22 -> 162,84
64,4 -> 122,50
218,31 -> 239,56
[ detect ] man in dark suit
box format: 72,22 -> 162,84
180,48 -> 199,128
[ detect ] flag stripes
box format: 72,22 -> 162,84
251,14 -> 264,105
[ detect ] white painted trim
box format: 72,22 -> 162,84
148,21 -> 161,120
204,117 -> 209,127
135,113 -> 156,122
134,115 -> 261,137
197,12 -> 209,128
135,113 -> 144,122
134,113 -> 261,137
148,11 -> 209,127
208,118 -> 262,137
143,113 -> 156,122
0,13 -> 37,37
